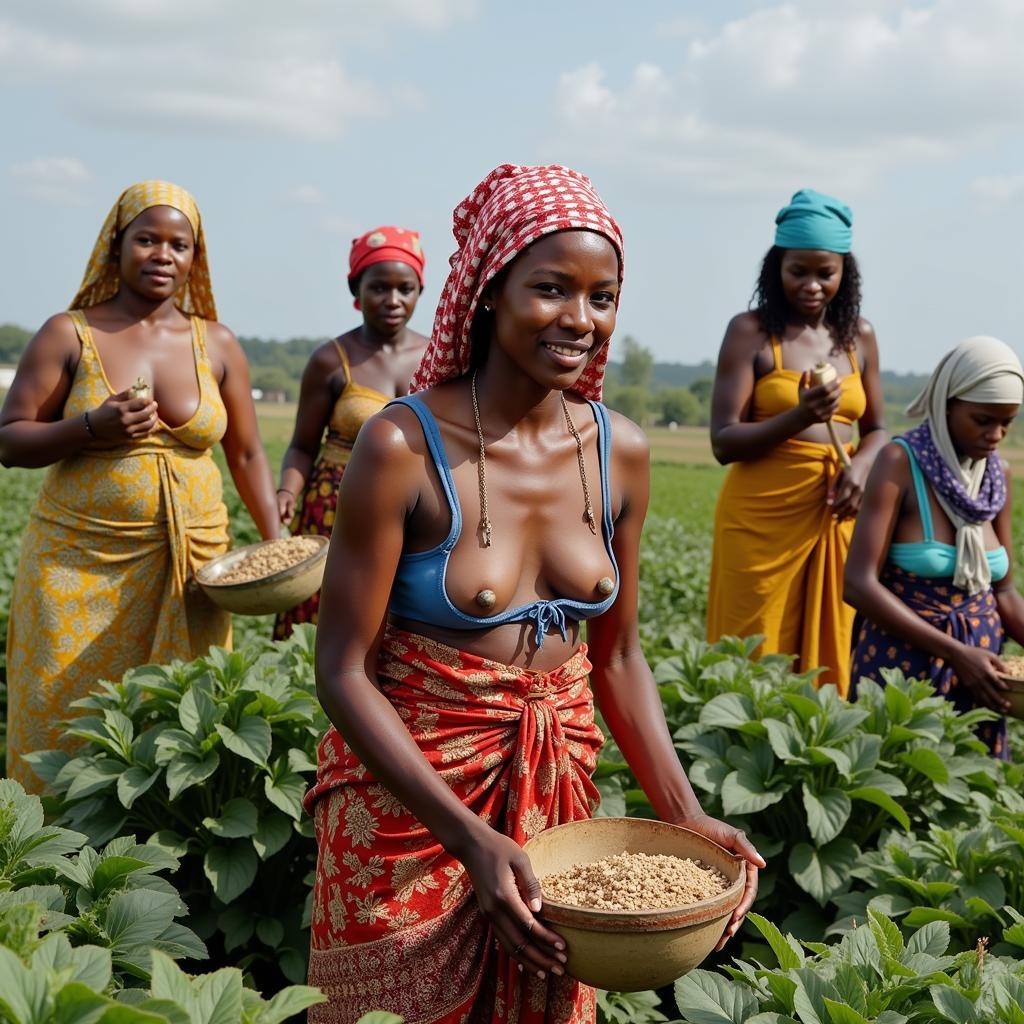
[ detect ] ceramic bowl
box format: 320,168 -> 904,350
524,817 -> 746,991
195,536 -> 329,616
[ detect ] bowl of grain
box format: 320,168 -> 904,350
524,817 -> 746,991
997,655 -> 1024,720
195,535 -> 329,616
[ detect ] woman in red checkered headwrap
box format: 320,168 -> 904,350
305,165 -> 764,1023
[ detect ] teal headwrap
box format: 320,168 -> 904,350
774,188 -> 853,253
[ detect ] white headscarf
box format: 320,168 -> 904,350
906,335 -> 1024,594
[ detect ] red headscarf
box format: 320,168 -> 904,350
348,226 -> 425,286
410,164 -> 624,401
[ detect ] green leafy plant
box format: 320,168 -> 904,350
27,628 -> 326,988
597,988 -> 669,1024
0,777 -> 206,990
833,781 -> 1024,953
674,910 -> 1024,1024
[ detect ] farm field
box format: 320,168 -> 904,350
4,406 -> 1024,1024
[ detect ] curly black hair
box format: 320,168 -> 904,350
750,246 -> 862,351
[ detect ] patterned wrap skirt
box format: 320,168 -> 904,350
273,440 -> 348,639
303,628 -> 604,1024
850,563 -> 1007,758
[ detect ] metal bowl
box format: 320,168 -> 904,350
195,535 -> 329,616
524,817 -> 745,991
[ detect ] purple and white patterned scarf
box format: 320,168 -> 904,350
902,421 -> 1006,524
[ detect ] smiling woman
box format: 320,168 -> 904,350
303,163 -> 764,1024
0,180 -> 279,791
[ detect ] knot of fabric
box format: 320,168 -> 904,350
524,601 -> 569,649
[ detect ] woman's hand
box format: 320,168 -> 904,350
797,371 -> 841,426
458,828 -> 568,979
672,812 -> 765,951
276,488 -> 296,525
828,458 -> 871,520
89,389 -> 159,441
949,645 -> 1011,713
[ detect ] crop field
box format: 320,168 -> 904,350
4,407 -> 1024,1023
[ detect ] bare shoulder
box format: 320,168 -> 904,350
724,311 -> 763,346
357,401 -> 430,464
306,339 -> 347,373
203,319 -> 242,356
873,439 -> 912,483
605,406 -> 649,468
32,311 -> 81,351
856,317 -> 879,356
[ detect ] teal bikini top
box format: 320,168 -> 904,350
888,438 -> 1009,582
386,394 -> 619,647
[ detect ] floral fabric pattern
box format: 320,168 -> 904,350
304,628 -> 604,1024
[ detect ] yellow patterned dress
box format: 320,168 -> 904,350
5,310 -> 231,790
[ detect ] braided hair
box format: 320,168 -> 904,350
751,246 -> 862,351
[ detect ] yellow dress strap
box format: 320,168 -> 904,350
331,338 -> 352,384
846,345 -> 860,376
191,316 -> 209,358
67,309 -> 94,350
770,336 -> 783,371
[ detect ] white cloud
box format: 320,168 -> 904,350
289,185 -> 326,206
553,0 -> 1024,195
0,0 -> 475,140
9,157 -> 93,205
971,174 -> 1024,208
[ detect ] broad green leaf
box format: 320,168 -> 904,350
202,798 -> 259,839
215,716 -> 272,767
906,921 -> 950,957
92,855 -> 152,899
218,906 -> 255,953
166,750 -> 219,800
763,719 -> 805,761
65,759 -> 124,802
868,909 -> 904,958
792,967 -> 839,1024
721,768 -> 787,815
104,890 -> 181,950
903,907 -> 973,929
884,684 -> 914,724
256,917 -> 284,948
115,766 -> 161,810
148,950 -> 197,1010
802,784 -> 851,845
52,981 -> 113,1023
846,786 -> 910,831
929,985 -> 977,1023
699,692 -> 757,731
146,831 -> 191,859
258,987 -> 329,1024
593,775 -> 626,817
204,843 -> 258,903
252,813 -> 293,861
673,968 -> 759,1024
789,838 -> 859,905
747,912 -> 803,969
179,685 -> 219,737
193,965 -> 243,1024
824,1000 -> 870,1024
898,747 -> 948,784
264,773 -> 307,821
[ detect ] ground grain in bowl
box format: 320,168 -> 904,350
1001,655 -> 1024,680
541,851 -> 729,911
217,537 -> 323,584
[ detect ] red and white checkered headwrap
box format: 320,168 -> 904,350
410,164 -> 624,400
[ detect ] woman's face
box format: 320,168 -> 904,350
780,249 -> 844,318
485,230 -> 619,390
357,262 -> 421,335
117,206 -> 195,302
947,399 -> 1019,461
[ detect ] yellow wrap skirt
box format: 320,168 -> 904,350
707,439 -> 854,696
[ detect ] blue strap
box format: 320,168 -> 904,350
894,438 -> 934,543
388,395 -> 461,551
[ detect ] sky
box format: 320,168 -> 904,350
1,0 -> 1022,372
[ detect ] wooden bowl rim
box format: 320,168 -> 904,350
195,535 -> 329,592
526,818 -> 747,932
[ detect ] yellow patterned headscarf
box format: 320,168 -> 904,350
69,180 -> 217,320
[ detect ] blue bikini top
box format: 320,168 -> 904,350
888,437 -> 1009,582
387,394 -> 620,647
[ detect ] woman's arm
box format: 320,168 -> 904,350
0,314 -> 158,467
709,314 -> 840,465
314,410 -> 568,979
275,345 -> 342,524
588,413 -> 764,948
992,463 -> 1024,649
844,443 -> 1009,710
208,323 -> 279,540
829,320 -> 888,519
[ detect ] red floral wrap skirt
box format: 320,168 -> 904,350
304,629 -> 605,1024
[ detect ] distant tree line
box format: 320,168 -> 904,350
0,323 -> 928,425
